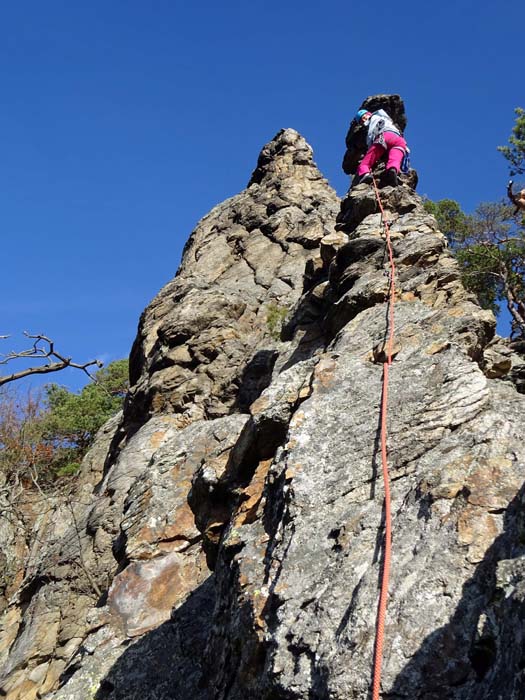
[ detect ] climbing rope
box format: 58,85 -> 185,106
370,174 -> 396,700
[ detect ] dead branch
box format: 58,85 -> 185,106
0,332 -> 103,387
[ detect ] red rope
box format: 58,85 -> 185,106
370,174 -> 396,700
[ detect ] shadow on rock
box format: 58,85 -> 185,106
94,576 -> 216,700
234,349 -> 279,412
388,483 -> 525,699
279,290 -> 328,373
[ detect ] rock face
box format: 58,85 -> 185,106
1,104 -> 525,700
483,336 -> 525,393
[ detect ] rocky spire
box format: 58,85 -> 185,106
2,103 -> 525,700
125,127 -> 339,431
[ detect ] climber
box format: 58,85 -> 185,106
353,108 -> 407,188
507,180 -> 525,214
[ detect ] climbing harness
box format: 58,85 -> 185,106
370,174 -> 396,700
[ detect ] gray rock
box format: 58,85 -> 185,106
483,336 -> 525,393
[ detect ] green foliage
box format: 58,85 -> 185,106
456,201 -> 524,315
498,107 -> 525,176
41,359 -> 129,474
91,359 -> 129,398
423,198 -> 470,247
55,461 -> 81,477
0,357 -> 128,487
424,109 -> 525,331
428,198 -> 525,335
455,243 -> 501,312
266,304 -> 288,340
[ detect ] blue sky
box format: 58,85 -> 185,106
1,0 -> 523,391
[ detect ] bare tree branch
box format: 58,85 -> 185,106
461,270 -> 504,281
0,332 -> 103,387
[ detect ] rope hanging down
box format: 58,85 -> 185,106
370,174 -> 396,700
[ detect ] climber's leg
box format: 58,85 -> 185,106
386,147 -> 405,171
383,133 -> 407,171
357,143 -> 386,175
